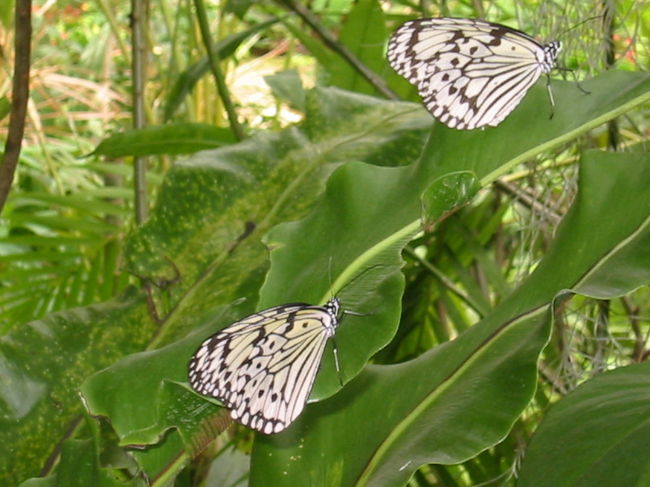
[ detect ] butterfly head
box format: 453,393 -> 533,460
325,297 -> 341,321
542,41 -> 562,71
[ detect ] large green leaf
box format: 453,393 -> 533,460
90,123 -> 236,158
1,87 -> 429,486
82,72 -> 649,484
518,361 -> 650,487
19,437 -> 142,487
5,70 -> 650,485
418,70 -> 650,185
0,291 -> 151,486
122,88 -> 430,345
249,151 -> 650,486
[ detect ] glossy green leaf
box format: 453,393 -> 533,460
19,438 -> 142,487
0,291 -> 152,485
250,151 -> 650,487
2,89 -> 427,484
4,70 -> 649,486
420,171 -> 480,231
90,124 -> 236,158
518,362 -> 650,487
264,70 -> 306,111
258,160 -> 425,401
418,71 -> 650,185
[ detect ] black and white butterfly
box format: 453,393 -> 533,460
387,17 -> 563,130
188,298 -> 345,434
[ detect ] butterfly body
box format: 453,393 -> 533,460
387,17 -> 561,129
188,298 -> 341,434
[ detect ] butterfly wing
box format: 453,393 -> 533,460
387,17 -> 560,130
188,302 -> 338,434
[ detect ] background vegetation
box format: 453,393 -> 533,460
0,0 -> 649,486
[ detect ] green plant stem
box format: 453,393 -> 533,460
97,0 -> 131,66
404,246 -> 485,317
131,0 -> 149,224
602,0 -> 619,150
276,0 -> 399,100
0,0 -> 31,214
494,179 -> 562,225
193,0 -> 244,141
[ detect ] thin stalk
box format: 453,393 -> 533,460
97,0 -> 131,66
131,0 -> 149,223
592,299 -> 611,374
276,0 -> 399,100
494,179 -> 562,226
193,0 -> 244,141
0,0 -> 32,214
620,296 -> 645,362
602,0 -> 619,150
158,0 -> 184,84
404,246 -> 485,317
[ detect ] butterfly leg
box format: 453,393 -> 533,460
331,338 -> 344,386
546,74 -> 556,120
556,67 -> 592,95
568,68 -> 591,95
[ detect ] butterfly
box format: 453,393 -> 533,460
387,17 -> 562,130
188,298 -> 345,434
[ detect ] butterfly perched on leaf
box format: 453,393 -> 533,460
188,298 -> 345,434
387,17 -> 563,130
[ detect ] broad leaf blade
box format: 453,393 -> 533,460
249,137 -> 650,485
91,123 -> 236,157
1,88 -> 429,485
4,71 -> 649,485
0,292 -> 151,485
518,362 -> 650,487
420,71 -> 650,185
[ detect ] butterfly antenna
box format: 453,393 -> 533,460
335,263 -> 388,297
550,14 -> 598,98
327,256 -> 334,298
557,14 -> 605,37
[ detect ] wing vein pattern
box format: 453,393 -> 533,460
387,17 -> 561,129
188,298 -> 341,434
